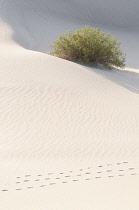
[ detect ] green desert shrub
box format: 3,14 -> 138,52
50,26 -> 126,69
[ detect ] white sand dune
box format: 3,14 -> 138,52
0,0 -> 139,209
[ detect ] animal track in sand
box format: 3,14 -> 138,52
2,189 -> 8,192
40,185 -> 46,187
27,187 -> 34,189
1,162 -> 138,192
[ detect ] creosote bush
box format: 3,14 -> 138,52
50,26 -> 126,69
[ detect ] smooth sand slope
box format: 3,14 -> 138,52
0,0 -> 139,209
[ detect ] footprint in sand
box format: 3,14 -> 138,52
40,185 -> 46,187
27,187 -> 34,189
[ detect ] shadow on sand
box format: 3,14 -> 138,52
88,67 -> 139,94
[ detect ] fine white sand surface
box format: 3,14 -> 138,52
0,0 -> 139,209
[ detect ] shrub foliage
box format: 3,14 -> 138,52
50,26 -> 126,69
